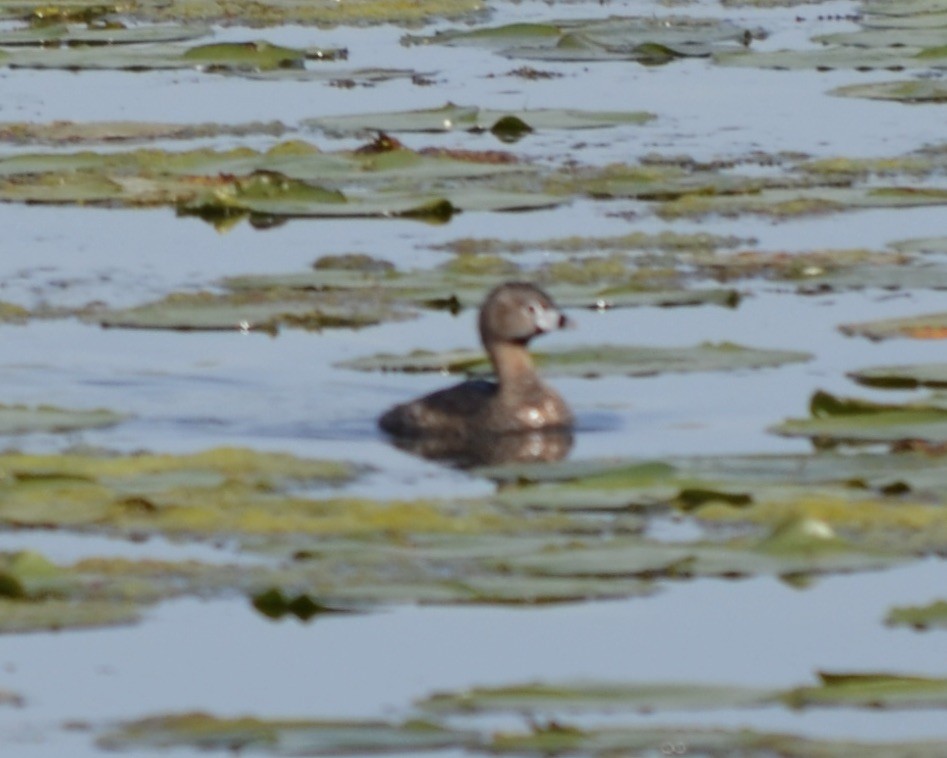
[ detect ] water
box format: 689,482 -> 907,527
3,0 -> 947,753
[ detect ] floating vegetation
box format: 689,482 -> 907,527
88,289 -> 414,333
840,311 -> 947,341
0,0 -> 485,27
5,440 -> 945,622
851,364 -> 947,390
0,119 -> 289,145
1,132 -> 947,228
99,695 -> 947,755
225,254 -> 741,313
431,230 -> 754,256
886,600 -> 947,631
99,713 -> 477,754
771,390 -> 947,447
417,680 -> 777,714
306,103 -> 654,137
0,139 -> 559,225
405,16 -> 761,64
340,342 -> 810,378
832,79 -> 947,103
0,403 -> 127,435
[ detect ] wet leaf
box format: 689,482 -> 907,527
418,680 -> 777,714
715,45 -> 946,71
306,104 -> 654,136
99,713 -> 475,754
87,289 -> 413,332
491,723 -> 947,756
891,236 -> 947,254
0,597 -> 141,633
783,672 -> 947,709
658,186 -> 947,220
771,390 -> 947,445
407,16 -> 757,63
886,600 -> 947,630
339,342 -> 809,378
0,119 -> 288,145
180,41 -> 333,71
499,523 -> 901,581
832,79 -> 947,103
0,403 -> 127,434
225,256 -> 739,312
851,364 -> 947,389
840,311 -> 947,341
0,21 -> 210,46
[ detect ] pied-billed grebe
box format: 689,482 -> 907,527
379,282 -> 573,438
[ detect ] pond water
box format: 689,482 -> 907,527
4,0 -> 947,755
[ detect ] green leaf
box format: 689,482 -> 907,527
418,680 -> 777,714
87,290 -> 413,332
783,672 -> 947,709
0,403 -> 127,434
340,342 -> 809,378
840,311 -> 947,341
851,364 -> 947,389
832,79 -> 947,103
99,713 -> 475,753
886,600 -> 947,630
407,16 -> 756,64
772,390 -> 947,445
306,104 -> 654,136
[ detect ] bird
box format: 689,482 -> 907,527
379,281 -> 573,441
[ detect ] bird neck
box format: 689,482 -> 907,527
486,340 -> 542,394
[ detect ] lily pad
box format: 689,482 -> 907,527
98,715 -> 947,757
886,600 -> 947,630
86,289 -> 413,333
99,713 -> 475,754
0,140 -> 560,222
0,21 -> 211,46
658,186 -> 947,220
0,403 -> 127,435
715,45 -> 947,71
498,523 -> 902,582
840,311 -> 947,341
771,390 -> 947,445
850,364 -> 947,389
306,104 -> 654,137
339,342 -> 810,378
406,16 -> 758,63
783,672 -> 947,709
224,255 -> 740,312
0,597 -> 141,633
418,680 -> 777,714
0,119 -> 288,145
891,236 -> 947,254
832,79 -> 947,103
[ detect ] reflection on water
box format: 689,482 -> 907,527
389,428 -> 574,468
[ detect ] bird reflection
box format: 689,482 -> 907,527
388,427 -> 574,469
